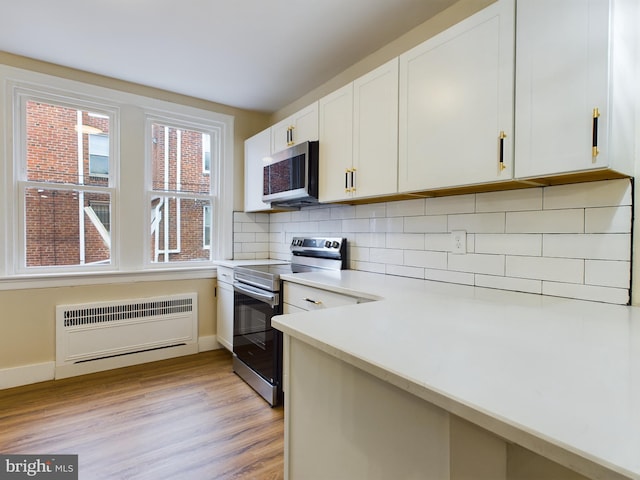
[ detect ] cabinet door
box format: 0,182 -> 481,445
216,276 -> 234,351
398,0 -> 514,192
271,102 -> 319,153
353,57 -> 399,199
514,0 -> 609,178
319,83 -> 354,202
244,128 -> 272,212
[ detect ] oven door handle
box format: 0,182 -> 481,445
234,282 -> 279,308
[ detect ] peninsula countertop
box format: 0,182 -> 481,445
273,269 -> 640,480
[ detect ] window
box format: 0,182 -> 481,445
17,95 -> 115,270
148,119 -> 215,264
3,66 -> 234,278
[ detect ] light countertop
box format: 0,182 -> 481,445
273,270 -> 640,480
213,259 -> 288,269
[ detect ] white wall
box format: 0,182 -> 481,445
234,178 -> 632,305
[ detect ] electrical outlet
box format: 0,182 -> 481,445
451,230 -> 466,254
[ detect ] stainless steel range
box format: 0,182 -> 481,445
233,237 -> 347,406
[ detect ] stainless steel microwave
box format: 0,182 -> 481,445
262,141 -> 319,207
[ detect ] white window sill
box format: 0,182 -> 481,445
0,267 -> 217,291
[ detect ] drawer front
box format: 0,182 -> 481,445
217,266 -> 234,285
283,303 -> 306,314
284,282 -> 359,311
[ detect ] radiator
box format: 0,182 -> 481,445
55,293 -> 198,378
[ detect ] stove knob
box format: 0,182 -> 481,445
332,241 -> 340,248
325,240 -> 331,248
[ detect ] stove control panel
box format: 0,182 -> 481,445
291,237 -> 344,250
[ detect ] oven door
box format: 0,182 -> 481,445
233,282 -> 282,385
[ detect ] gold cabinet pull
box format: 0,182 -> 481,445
287,125 -> 296,146
498,131 -> 507,171
592,108 -> 600,157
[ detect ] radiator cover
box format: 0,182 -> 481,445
55,293 -> 198,378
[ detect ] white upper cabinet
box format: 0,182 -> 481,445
319,58 -> 399,202
244,128 -> 272,212
398,0 -> 515,192
318,83 -> 354,202
271,102 -> 319,154
514,0 -> 637,179
353,58 -> 399,199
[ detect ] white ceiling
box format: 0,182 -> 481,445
0,0 -> 456,113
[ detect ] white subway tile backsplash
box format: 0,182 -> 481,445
270,211 -> 292,223
424,268 -> 474,285
352,261 -> 386,274
585,260 -> 631,288
425,233 -> 452,252
447,253 -> 505,276
386,264 -> 425,279
404,250 -> 448,270
386,198 -> 426,217
371,217 -> 403,233
331,205 -> 356,219
370,248 -> 404,265
475,274 -> 542,295
506,256 -> 583,283
386,233 -> 425,250
506,209 -> 584,233
356,203 -> 387,218
585,206 -> 632,233
354,233 -> 386,248
476,188 -> 542,212
317,220 -> 343,233
543,234 -> 630,261
232,179 -> 631,304
342,218 -> 370,233
309,208 -> 332,221
290,210 -> 310,222
543,178 -> 632,209
426,194 -> 475,215
242,221 -> 270,233
475,234 -> 542,256
404,215 -> 448,233
542,281 -> 629,305
350,246 -> 371,262
448,212 -> 505,233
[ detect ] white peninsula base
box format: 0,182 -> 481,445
283,335 -> 591,480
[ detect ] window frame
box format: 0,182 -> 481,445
1,65 -> 234,281
11,86 -> 119,274
143,111 -> 224,268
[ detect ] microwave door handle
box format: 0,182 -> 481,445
234,282 -> 278,307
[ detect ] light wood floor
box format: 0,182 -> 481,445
0,350 -> 284,480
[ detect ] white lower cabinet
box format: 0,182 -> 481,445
283,282 -> 364,312
216,266 -> 234,351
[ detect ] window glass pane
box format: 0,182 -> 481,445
89,134 -> 109,177
26,101 -> 110,187
151,123 -> 211,194
25,187 -> 111,267
203,205 -> 211,248
150,196 -> 211,263
203,133 -> 211,173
